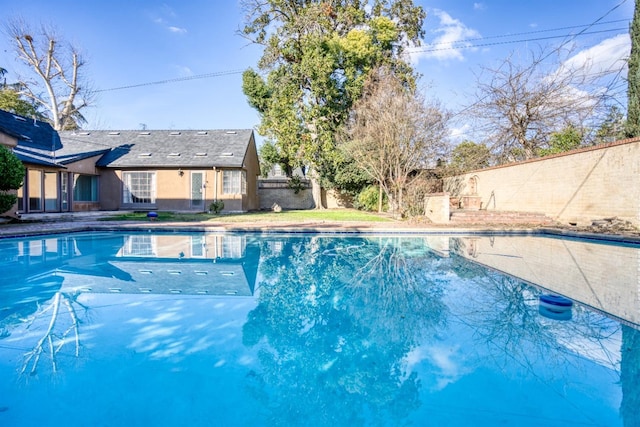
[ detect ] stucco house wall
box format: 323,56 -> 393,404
75,129 -> 261,213
444,138 -> 640,226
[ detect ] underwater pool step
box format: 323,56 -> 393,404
450,210 -> 556,225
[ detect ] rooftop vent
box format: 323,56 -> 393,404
108,131 -> 120,136
139,131 -> 151,135
170,131 -> 181,135
13,115 -> 27,122
220,152 -> 233,157
197,131 -> 208,135
195,152 -> 207,157
139,152 -> 152,157
168,152 -> 181,157
225,131 -> 237,134
77,131 -> 91,136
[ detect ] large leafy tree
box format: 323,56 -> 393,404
241,0 -> 426,208
1,65 -> 44,118
0,87 -> 44,119
627,0 -> 640,137
0,145 -> 25,215
447,140 -> 491,174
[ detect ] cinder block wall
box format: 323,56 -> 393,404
258,179 -> 314,210
444,138 -> 640,226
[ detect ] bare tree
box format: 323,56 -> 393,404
468,48 -> 602,162
4,18 -> 93,130
343,67 -> 449,215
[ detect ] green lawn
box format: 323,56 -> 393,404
102,209 -> 392,223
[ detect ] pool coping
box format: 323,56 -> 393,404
1,219 -> 640,245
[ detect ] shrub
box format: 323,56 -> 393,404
288,175 -> 305,194
209,200 -> 224,214
356,185 -> 387,212
0,146 -> 24,215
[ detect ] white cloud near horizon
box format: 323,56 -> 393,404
407,9 -> 481,64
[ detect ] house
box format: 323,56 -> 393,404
0,109 -> 260,216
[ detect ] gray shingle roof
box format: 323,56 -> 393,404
59,129 -> 254,168
1,109 -> 255,170
0,110 -> 62,150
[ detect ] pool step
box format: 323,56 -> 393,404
449,210 -> 556,225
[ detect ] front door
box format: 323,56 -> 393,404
191,172 -> 205,210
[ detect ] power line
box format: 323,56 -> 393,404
412,27 -> 627,54
94,69 -> 244,93
95,16 -> 629,94
452,0 -> 629,119
425,19 -> 629,48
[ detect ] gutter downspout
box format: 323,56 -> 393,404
213,167 -> 218,201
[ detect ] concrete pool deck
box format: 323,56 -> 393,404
1,211 -> 640,244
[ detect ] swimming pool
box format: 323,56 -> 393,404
0,231 -> 637,426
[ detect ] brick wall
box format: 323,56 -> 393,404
444,138 -> 640,226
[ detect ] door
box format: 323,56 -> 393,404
44,172 -> 59,211
191,172 -> 205,210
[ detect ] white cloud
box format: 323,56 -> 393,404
473,3 -> 486,11
168,26 -> 187,34
173,65 -> 193,77
561,33 -> 630,78
407,9 -> 481,63
450,123 -> 472,141
150,5 -> 186,35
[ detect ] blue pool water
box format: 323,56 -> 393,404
0,231 -> 638,426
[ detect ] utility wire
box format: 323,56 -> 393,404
412,27 -> 626,54
424,19 -> 629,47
94,16 -> 628,94
94,69 -> 244,93
453,0 -> 629,120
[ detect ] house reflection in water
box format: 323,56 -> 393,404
4,232 -> 260,298
106,233 -> 260,296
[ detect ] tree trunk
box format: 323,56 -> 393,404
378,183 -> 383,213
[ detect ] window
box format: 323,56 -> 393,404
73,175 -> 99,202
222,170 -> 246,195
222,235 -> 245,258
122,172 -> 156,204
121,235 -> 157,257
61,173 -> 69,211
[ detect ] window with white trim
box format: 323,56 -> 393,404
122,172 -> 156,204
222,170 -> 246,195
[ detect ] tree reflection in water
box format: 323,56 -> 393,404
243,236 -> 447,426
20,288 -> 87,376
449,237 -> 622,375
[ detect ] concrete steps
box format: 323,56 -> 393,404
450,210 -> 556,225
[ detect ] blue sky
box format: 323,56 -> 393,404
0,0 -> 634,141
